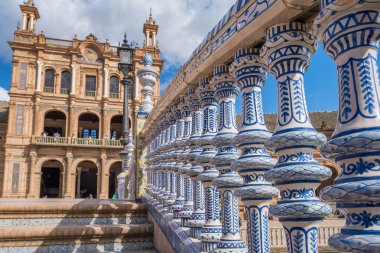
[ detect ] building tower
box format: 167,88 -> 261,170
143,9 -> 158,49
20,0 -> 40,32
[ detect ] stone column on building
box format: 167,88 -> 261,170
30,14 -> 35,31
177,95 -> 194,228
100,153 -> 108,199
68,100 -> 76,137
102,106 -> 109,140
146,31 -> 150,47
22,13 -> 27,30
137,55 -> 158,116
76,167 -> 81,198
33,96 -> 41,136
36,60 -> 43,92
70,64 -> 76,95
261,21 -> 332,253
64,152 -> 73,198
211,64 -> 247,252
230,47 -> 279,253
27,151 -> 37,198
186,87 -> 205,239
103,67 -> 109,98
314,1 -> 380,252
196,77 -> 222,252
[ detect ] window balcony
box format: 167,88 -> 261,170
85,90 -> 96,97
31,136 -> 123,148
60,88 -> 70,95
44,87 -> 54,93
110,92 -> 119,99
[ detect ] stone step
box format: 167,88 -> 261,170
0,199 -> 156,253
0,224 -> 154,252
0,199 -> 148,226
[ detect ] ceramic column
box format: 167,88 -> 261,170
178,95 -> 194,228
167,109 -> 178,214
211,65 -> 247,253
137,54 -> 158,116
261,21 -> 332,253
314,1 -> 380,252
230,47 -> 279,253
186,87 -> 206,239
172,101 -> 186,219
196,77 -> 222,252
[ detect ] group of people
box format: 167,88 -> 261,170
40,131 -> 61,138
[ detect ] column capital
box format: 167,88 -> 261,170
314,0 -> 379,60
260,21 -> 316,77
210,64 -> 239,99
230,47 -> 267,90
37,60 -> 43,67
71,63 -> 76,69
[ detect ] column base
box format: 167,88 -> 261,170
63,193 -> 74,199
329,232 -> 380,252
212,240 -> 247,253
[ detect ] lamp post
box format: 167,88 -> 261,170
118,34 -> 135,200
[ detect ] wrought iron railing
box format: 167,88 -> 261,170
85,90 -> 96,97
110,92 -> 119,99
60,88 -> 70,95
44,87 -> 54,93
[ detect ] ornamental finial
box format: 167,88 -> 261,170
24,0 -> 34,6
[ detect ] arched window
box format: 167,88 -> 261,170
61,71 -> 71,94
44,69 -> 55,93
110,76 -> 119,99
127,84 -> 134,99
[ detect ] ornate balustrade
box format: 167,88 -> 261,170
31,136 -> 123,148
143,1 -> 379,253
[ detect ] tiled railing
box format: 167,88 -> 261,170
32,136 -> 123,147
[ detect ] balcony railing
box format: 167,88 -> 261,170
110,92 -> 119,99
60,88 -> 70,95
44,87 -> 54,93
31,136 -> 123,148
85,90 -> 96,97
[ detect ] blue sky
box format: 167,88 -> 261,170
159,45 -> 339,114
0,0 -> 340,114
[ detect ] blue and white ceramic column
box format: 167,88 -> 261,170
186,87 -> 206,239
196,77 -> 223,252
314,1 -> 380,252
230,47 -> 279,253
172,101 -> 186,219
167,109 -> 179,214
178,95 -> 194,228
211,65 -> 247,253
261,21 -> 332,253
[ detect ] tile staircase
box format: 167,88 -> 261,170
0,199 -> 156,253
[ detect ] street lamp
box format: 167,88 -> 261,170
117,33 -> 135,200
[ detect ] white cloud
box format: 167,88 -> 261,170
0,87 -> 10,102
0,0 -> 235,69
